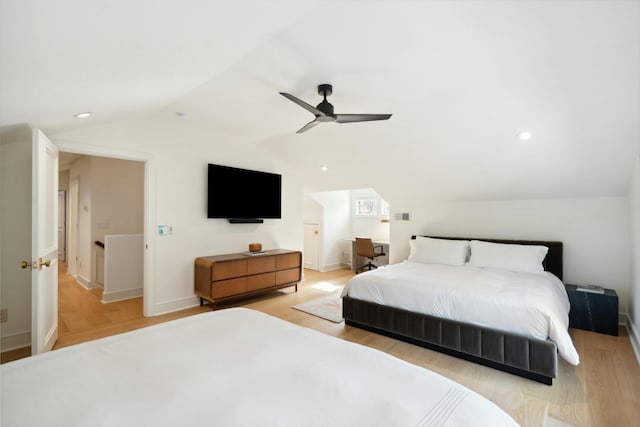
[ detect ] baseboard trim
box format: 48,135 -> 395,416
151,296 -> 201,316
626,316 -> 640,366
1,331 -> 31,352
102,288 -> 143,303
320,262 -> 349,272
75,274 -> 92,289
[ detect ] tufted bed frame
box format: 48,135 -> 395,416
342,236 -> 564,385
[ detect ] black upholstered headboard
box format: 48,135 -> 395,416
411,235 -> 563,281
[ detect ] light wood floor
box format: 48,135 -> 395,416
3,266 -> 640,426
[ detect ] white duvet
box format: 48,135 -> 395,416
342,261 -> 580,366
1,308 -> 519,427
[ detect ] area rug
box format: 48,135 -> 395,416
292,293 -> 344,323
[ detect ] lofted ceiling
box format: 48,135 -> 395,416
1,0 -> 638,204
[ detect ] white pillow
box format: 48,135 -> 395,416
408,237 -> 470,266
468,240 -> 548,274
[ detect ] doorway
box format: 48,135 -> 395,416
58,190 -> 66,261
0,127 -> 154,356
57,152 -> 146,339
67,178 -> 79,276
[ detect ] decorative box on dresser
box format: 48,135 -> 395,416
565,284 -> 618,336
195,249 -> 302,306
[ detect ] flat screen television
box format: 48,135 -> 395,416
207,163 -> 282,222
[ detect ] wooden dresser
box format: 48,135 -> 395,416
194,249 -> 302,306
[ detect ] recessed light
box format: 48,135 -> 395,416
320,165 -> 328,172
176,112 -> 189,119
73,112 -> 93,118
518,131 -> 532,141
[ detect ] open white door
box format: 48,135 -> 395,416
30,129 -> 59,354
303,223 -> 320,271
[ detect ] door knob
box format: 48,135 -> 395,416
37,258 -> 51,270
21,260 -> 35,269
314,230 -> 319,235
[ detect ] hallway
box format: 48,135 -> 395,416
57,261 -> 140,347
55,262 -> 210,349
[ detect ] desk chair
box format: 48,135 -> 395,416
355,238 -> 385,273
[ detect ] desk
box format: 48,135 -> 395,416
350,239 -> 390,272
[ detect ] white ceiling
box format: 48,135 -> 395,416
2,0 -> 638,203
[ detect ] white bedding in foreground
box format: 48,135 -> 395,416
342,262 -> 579,365
1,308 -> 518,427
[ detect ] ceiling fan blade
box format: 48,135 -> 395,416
296,119 -> 320,134
335,113 -> 392,123
280,92 -> 325,117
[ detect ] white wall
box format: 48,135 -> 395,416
390,197 -> 631,315
303,198 -> 323,224
53,117 -> 303,315
629,156 -> 640,353
352,218 -> 390,242
0,127 -> 32,350
102,234 -> 144,302
91,157 -> 144,243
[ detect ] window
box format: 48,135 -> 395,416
381,200 -> 390,218
354,198 -> 378,216
351,189 -> 390,220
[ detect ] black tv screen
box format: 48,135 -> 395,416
207,164 -> 282,220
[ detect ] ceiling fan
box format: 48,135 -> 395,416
279,84 -> 392,134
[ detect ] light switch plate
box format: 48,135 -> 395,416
158,225 -> 173,236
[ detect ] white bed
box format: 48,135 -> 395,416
1,308 -> 519,427
342,261 -> 579,366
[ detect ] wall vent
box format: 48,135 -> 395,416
394,212 -> 411,221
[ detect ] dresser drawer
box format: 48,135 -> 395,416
276,253 -> 300,270
212,260 -> 247,280
247,256 -> 276,275
247,272 -> 276,292
276,268 -> 301,285
212,277 -> 247,298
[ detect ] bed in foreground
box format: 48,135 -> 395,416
342,236 -> 579,385
1,308 -> 518,426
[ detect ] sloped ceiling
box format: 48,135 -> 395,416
1,0 -> 638,203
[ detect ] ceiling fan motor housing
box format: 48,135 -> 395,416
316,84 -> 334,115
316,100 -> 334,115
